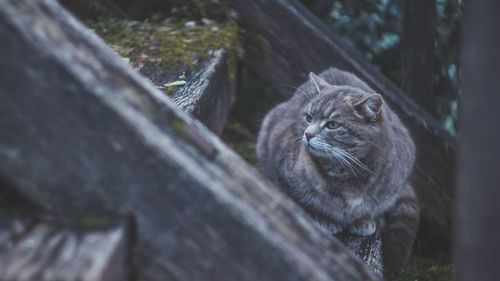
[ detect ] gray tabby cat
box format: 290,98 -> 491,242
256,68 -> 419,271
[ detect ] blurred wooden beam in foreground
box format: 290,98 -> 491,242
0,223 -> 130,281
0,0 -> 380,280
0,186 -> 132,281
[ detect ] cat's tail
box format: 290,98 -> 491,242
382,183 -> 420,272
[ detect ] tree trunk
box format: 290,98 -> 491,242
228,0 -> 455,258
455,1 -> 500,281
0,0 -> 380,280
401,0 -> 436,116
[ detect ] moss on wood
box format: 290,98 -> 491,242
86,17 -> 239,93
170,117 -> 191,144
79,216 -> 113,228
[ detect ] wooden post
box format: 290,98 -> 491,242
401,0 -> 436,116
455,1 -> 500,281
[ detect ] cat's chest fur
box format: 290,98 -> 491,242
291,148 -> 379,223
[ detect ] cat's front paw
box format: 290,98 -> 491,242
348,217 -> 376,236
316,220 -> 344,235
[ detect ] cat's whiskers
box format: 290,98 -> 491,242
318,149 -> 345,176
330,150 -> 349,176
335,148 -> 374,175
331,149 -> 355,177
312,142 -> 353,177
294,136 -> 305,145
313,140 -> 373,176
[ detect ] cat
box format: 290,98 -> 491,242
256,68 -> 419,272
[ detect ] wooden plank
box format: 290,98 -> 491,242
0,186 -> 131,281
0,224 -> 130,281
169,49 -> 235,135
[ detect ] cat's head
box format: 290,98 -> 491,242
298,73 -> 386,177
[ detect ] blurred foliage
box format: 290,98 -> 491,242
221,117 -> 258,165
300,0 -> 462,134
388,257 -> 454,281
221,66 -> 282,166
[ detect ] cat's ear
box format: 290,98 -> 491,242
309,72 -> 331,93
354,94 -> 384,121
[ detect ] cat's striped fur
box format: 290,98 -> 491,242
256,68 -> 419,272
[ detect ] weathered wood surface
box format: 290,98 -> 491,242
0,186 -> 131,281
229,0 -> 455,257
169,49 -> 235,135
0,0 -> 380,280
339,231 -> 383,276
455,1 -> 500,281
0,223 -> 130,281
95,23 -> 235,135
138,48 -> 235,135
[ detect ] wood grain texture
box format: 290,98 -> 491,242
0,187 -> 131,281
0,0 -> 380,280
0,224 -> 130,281
229,0 -> 455,258
339,231 -> 383,276
170,49 -> 235,135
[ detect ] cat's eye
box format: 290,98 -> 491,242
305,114 -> 313,122
325,121 -> 340,129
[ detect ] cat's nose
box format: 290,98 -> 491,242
305,133 -> 313,141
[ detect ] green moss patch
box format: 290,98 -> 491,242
170,117 -> 191,144
87,18 -> 238,79
79,216 -> 113,228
